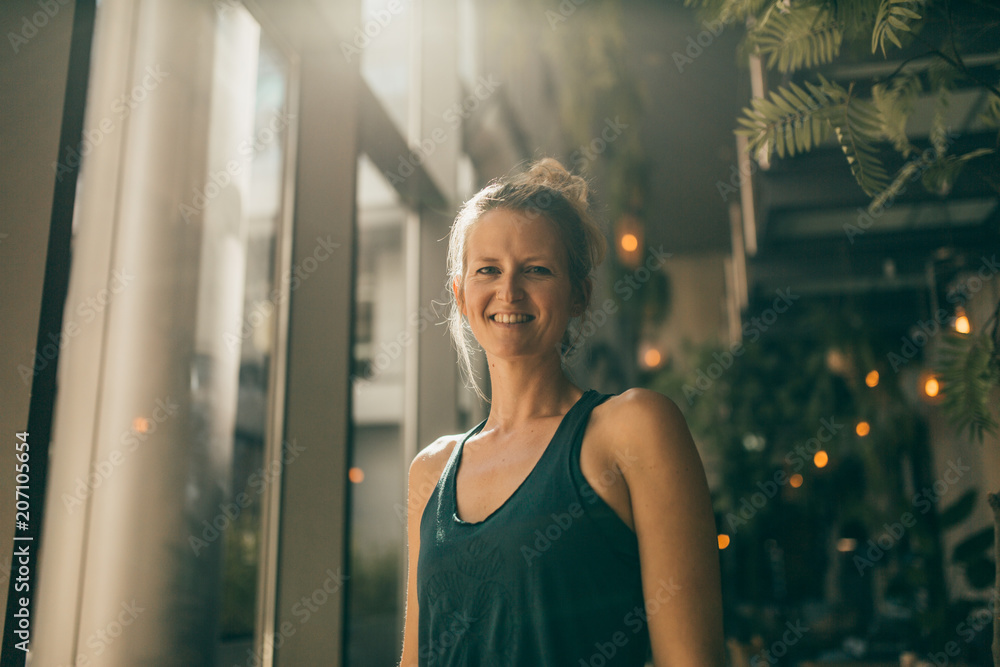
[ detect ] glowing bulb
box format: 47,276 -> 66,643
924,376 -> 940,398
955,315 -> 970,334
348,467 -> 365,483
717,534 -> 730,549
620,233 -> 638,252
865,370 -> 879,387
789,474 -> 803,488
133,417 -> 150,433
837,538 -> 857,552
643,348 -> 661,368
856,421 -> 870,437
814,450 -> 828,468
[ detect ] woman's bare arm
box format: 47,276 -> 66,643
612,388 -> 725,666
399,437 -> 456,667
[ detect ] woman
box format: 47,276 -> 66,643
399,159 -> 724,666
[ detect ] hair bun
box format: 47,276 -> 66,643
525,158 -> 590,212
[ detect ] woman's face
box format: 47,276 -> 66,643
454,208 -> 581,363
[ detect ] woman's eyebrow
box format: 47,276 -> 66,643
470,255 -> 554,263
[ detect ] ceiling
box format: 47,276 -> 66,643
468,0 -> 748,255
619,0 -> 749,254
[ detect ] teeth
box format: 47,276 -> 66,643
493,313 -> 531,324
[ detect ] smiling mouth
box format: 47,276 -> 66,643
490,313 -> 535,324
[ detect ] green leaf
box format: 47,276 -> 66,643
871,74 -> 921,156
921,149 -> 994,195
872,0 -> 923,57
936,332 -> 1000,443
963,556 -> 996,589
937,489 -> 977,529
830,88 -> 890,195
787,81 -> 814,107
958,148 -> 995,161
952,526 -> 995,563
736,76 -> 842,161
833,0 -> 886,37
751,4 -> 843,73
979,95 -> 1000,128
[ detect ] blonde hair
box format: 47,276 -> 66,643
446,158 -> 607,401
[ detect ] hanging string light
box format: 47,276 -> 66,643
954,307 -> 970,334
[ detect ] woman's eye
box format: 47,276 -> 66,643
527,266 -> 550,274
476,266 -> 497,274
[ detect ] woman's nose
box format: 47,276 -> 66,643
497,272 -> 524,301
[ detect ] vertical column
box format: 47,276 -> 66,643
415,0 -> 462,452
268,8 -> 360,665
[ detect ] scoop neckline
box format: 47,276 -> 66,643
451,389 -> 595,526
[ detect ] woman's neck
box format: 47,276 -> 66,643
482,354 -> 583,432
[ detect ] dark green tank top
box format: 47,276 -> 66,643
417,389 -> 650,666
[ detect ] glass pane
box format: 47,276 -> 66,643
359,0 -> 413,138
193,6 -> 295,662
345,154 -> 409,666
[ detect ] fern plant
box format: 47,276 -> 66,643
686,0 -> 999,207
936,303 -> 1000,443
735,74 -> 893,194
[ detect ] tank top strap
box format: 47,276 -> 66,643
536,388 -> 608,462
432,418 -> 487,525
564,389 -> 641,560
565,388 -> 612,442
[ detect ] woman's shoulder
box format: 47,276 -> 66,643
408,433 -> 462,487
591,387 -> 693,459
404,434 -> 465,519
596,387 -> 686,427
